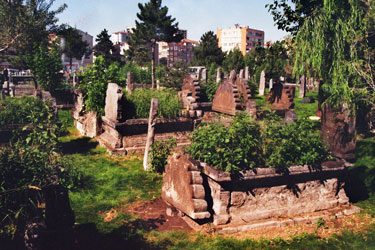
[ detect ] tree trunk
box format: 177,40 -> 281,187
143,98 -> 159,170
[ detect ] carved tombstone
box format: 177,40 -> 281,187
212,78 -> 241,115
182,74 -> 201,101
299,76 -> 306,98
321,104 -> 356,160
266,81 -> 295,111
201,68 -> 207,83
259,70 -> 266,96
126,72 -> 134,94
104,83 -> 124,123
216,67 -> 222,83
245,66 -> 250,80
238,69 -> 244,79
269,79 -> 273,91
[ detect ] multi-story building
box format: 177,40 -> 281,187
158,39 -> 198,67
217,25 -> 264,55
111,28 -> 134,56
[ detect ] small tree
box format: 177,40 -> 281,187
222,48 -> 244,74
93,29 -> 116,65
127,0 -> 183,88
192,31 -> 225,67
31,43 -> 63,93
58,25 -> 90,71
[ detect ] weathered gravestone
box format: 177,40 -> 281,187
201,68 -> 207,83
299,76 -> 306,98
266,81 -> 295,111
321,104 -> 356,160
212,75 -> 241,115
126,72 -> 134,94
269,79 -> 273,91
259,70 -> 266,96
216,67 -> 222,83
245,66 -> 250,80
99,83 -> 125,150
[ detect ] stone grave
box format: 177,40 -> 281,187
162,151 -> 359,231
259,70 -> 266,96
266,81 -> 295,111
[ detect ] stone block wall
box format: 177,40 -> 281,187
162,152 -> 351,227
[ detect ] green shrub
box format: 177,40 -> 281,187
125,89 -> 181,119
149,137 -> 177,173
187,112 -> 264,172
200,81 -> 218,102
187,112 -> 330,172
0,98 -> 82,238
79,57 -> 126,115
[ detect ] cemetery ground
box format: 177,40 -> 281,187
57,106 -> 375,249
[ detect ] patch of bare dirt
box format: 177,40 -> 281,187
123,198 -> 192,232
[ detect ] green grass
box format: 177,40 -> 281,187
56,110 -> 375,249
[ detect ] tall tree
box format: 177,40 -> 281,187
192,31 -> 225,67
222,48 -> 244,74
127,0 -> 182,88
293,0 -> 374,107
0,0 -> 66,68
58,25 -> 90,71
93,29 -> 116,65
266,0 -> 323,35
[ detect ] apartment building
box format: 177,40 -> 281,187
158,39 -> 198,67
217,25 -> 264,55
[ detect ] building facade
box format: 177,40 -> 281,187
217,25 -> 264,55
158,39 -> 198,67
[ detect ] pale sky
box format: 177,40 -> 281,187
52,0 -> 290,43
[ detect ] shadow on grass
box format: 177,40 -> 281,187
60,137 -> 99,155
73,219 -> 168,250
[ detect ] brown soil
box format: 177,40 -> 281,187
122,198 -> 192,232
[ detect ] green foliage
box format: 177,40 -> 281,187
127,0 -> 182,65
79,57 -> 126,115
0,97 -> 82,238
31,43 -> 63,93
266,0 -> 323,35
192,31 -> 225,67
293,0 -> 374,109
0,96 -> 53,126
156,61 -> 187,89
262,115 -> 330,171
188,112 -> 329,172
149,137 -> 177,173
121,62 -> 151,84
199,81 -> 218,102
125,88 -> 181,119
187,112 -> 264,172
222,48 -> 244,74
93,29 -> 117,65
58,25 -> 90,70
0,0 -> 67,69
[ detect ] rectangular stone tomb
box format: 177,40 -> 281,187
162,152 -> 352,227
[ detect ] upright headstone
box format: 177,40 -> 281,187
280,76 -> 285,82
104,83 -> 124,123
156,80 -> 160,90
308,77 -> 314,91
126,72 -> 134,94
229,70 -> 236,82
201,68 -> 207,83
72,73 -> 77,86
216,68 -> 222,83
245,67 -> 250,80
239,69 -> 244,79
259,70 -> 266,96
143,98 -> 159,170
299,76 -> 306,98
269,79 -> 273,90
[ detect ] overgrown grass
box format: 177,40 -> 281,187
56,111 -> 375,249
125,88 -> 181,119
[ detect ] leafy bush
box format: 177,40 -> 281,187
125,89 -> 181,119
0,97 -> 55,126
187,112 -> 330,172
200,81 -> 218,102
0,98 -> 82,238
79,57 -> 126,115
149,137 -> 177,173
187,112 -> 264,172
262,115 -> 330,170
120,62 -> 151,84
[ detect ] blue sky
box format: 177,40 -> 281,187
52,0 -> 290,43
